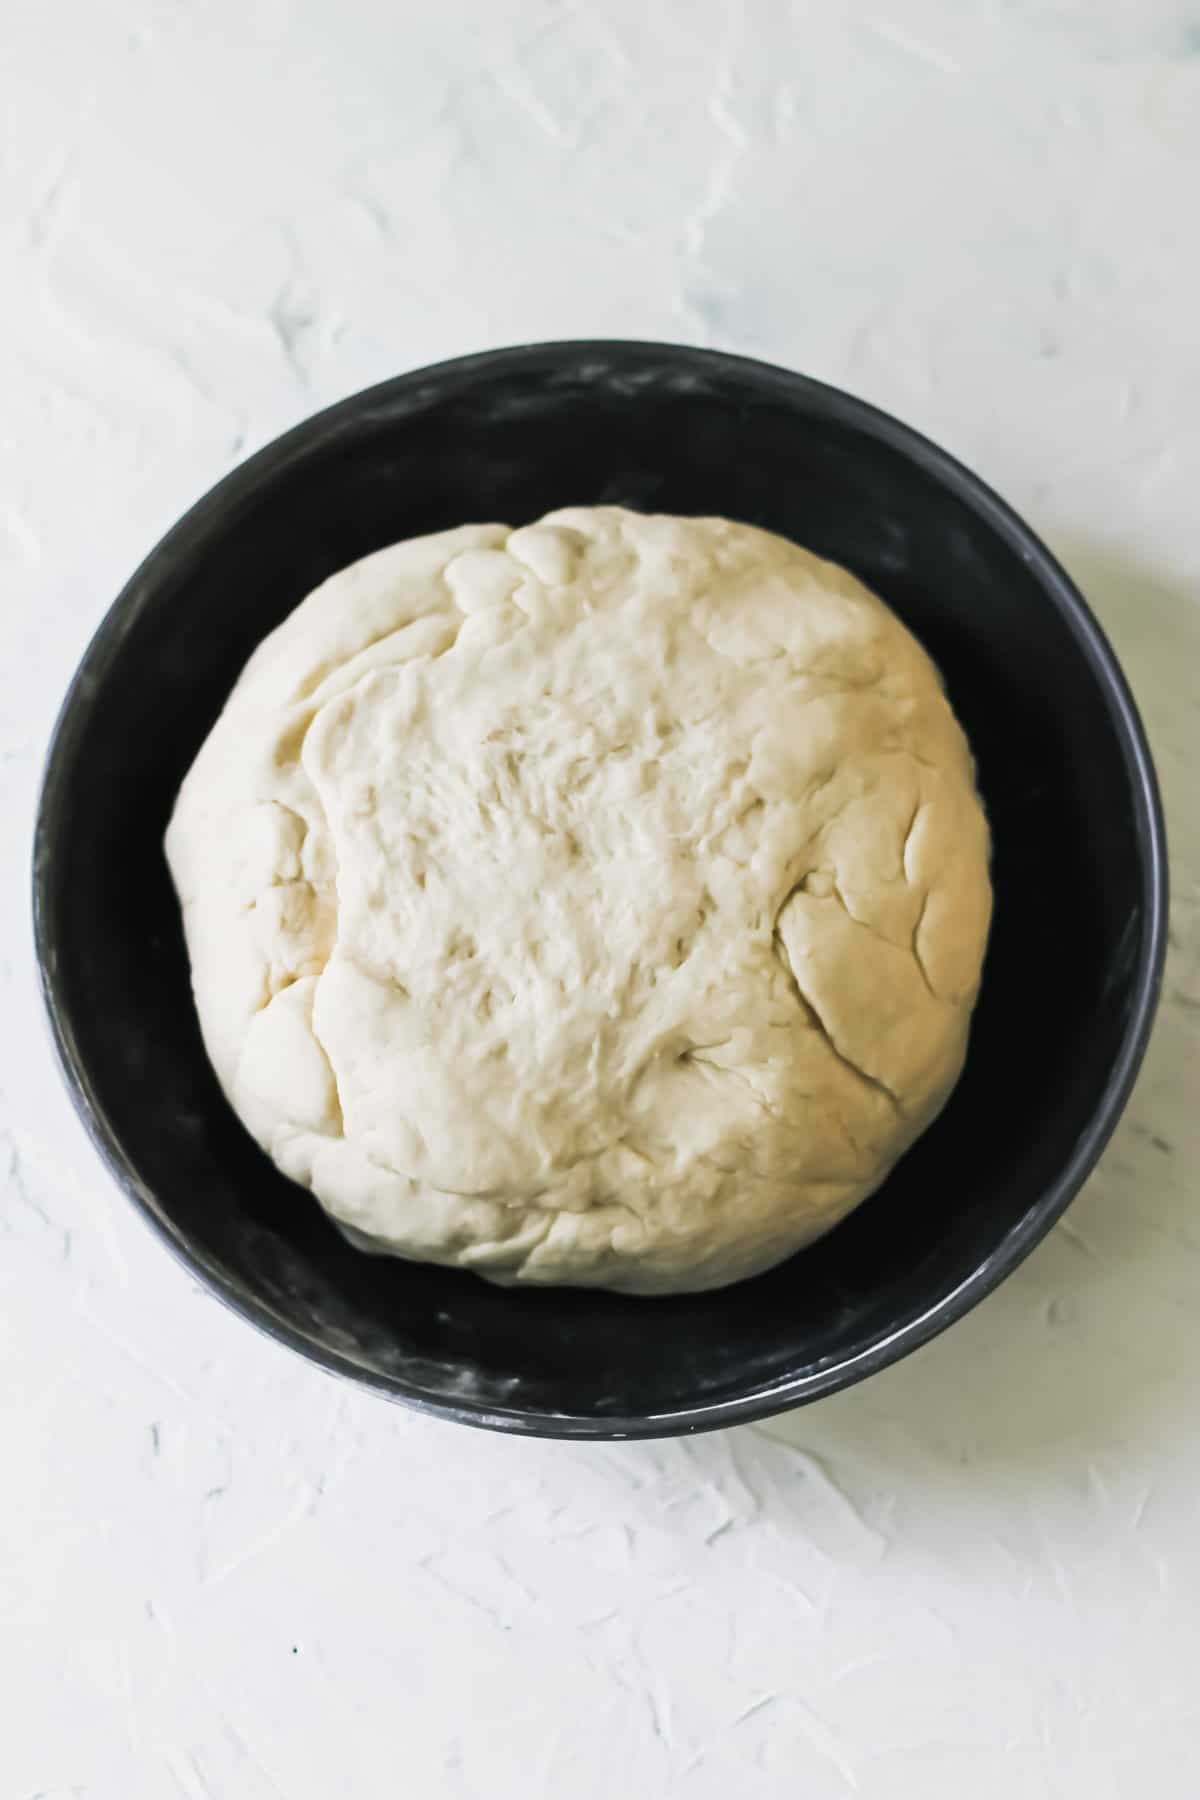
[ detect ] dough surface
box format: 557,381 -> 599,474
166,508 -> 991,1294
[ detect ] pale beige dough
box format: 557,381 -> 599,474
166,508 -> 991,1293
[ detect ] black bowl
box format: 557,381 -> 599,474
34,341 -> 1167,1438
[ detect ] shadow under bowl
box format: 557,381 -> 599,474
33,341 -> 1168,1438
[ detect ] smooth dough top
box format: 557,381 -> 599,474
166,507 -> 991,1294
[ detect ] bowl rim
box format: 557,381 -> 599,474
32,338 -> 1170,1440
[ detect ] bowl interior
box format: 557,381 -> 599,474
36,344 -> 1160,1432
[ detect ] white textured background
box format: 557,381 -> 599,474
3,2 -> 1200,1795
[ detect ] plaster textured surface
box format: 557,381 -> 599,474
3,3 -> 1199,1794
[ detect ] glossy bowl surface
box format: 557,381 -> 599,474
34,342 -> 1167,1437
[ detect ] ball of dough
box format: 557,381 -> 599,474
166,508 -> 991,1294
